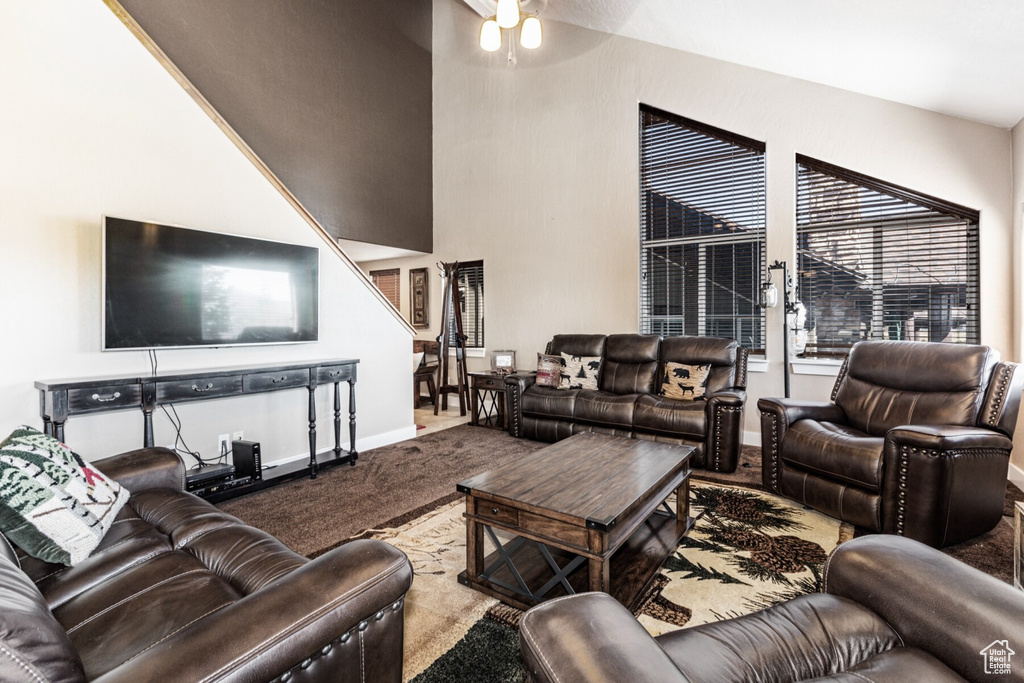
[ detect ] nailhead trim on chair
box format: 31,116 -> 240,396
831,355 -> 850,402
897,446 -> 1009,538
270,598 -> 404,683
711,405 -> 742,472
762,412 -> 779,490
507,384 -> 522,437
985,364 -> 1012,427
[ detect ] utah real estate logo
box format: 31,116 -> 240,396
980,640 -> 1015,675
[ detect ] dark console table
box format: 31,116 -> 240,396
36,358 -> 358,480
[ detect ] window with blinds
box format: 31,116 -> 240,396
447,260 -> 484,348
369,268 -> 400,310
795,155 -> 979,357
639,105 -> 767,351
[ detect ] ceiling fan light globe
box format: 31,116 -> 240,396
520,16 -> 542,49
480,19 -> 502,52
496,0 -> 521,29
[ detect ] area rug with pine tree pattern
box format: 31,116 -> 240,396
347,482 -> 851,682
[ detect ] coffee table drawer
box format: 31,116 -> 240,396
476,500 -> 518,527
518,510 -> 588,550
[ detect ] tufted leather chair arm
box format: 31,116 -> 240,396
92,447 -> 186,492
978,361 -> 1023,437
880,425 -> 1013,547
825,534 -> 1024,682
519,593 -> 692,683
704,389 -> 746,472
504,372 -> 537,437
758,398 -> 846,491
93,539 -> 413,683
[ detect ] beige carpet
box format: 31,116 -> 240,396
355,482 -> 849,682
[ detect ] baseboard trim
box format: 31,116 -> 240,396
743,430 -> 760,446
265,425 -> 417,468
1010,462 -> 1024,491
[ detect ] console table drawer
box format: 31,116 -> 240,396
244,370 -> 309,392
156,377 -> 243,403
317,364 -> 355,383
68,385 -> 141,413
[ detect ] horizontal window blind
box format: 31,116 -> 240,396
447,260 -> 484,348
795,155 -> 979,357
369,268 -> 401,310
639,105 -> 767,351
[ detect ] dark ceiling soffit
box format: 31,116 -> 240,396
100,0 -> 415,335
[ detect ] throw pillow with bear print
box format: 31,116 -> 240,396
558,353 -> 601,390
660,362 -> 711,400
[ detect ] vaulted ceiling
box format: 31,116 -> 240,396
465,0 -> 1024,128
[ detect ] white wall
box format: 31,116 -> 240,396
1011,117 -> 1024,478
0,0 -> 414,464
369,0 -> 1015,443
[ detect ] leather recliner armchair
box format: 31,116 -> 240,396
518,534 -> 1024,683
759,340 -> 1023,547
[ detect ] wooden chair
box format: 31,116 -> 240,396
413,340 -> 439,409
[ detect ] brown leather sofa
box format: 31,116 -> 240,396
0,447 -> 413,682
760,340 -> 1022,547
519,534 -> 1024,683
505,334 -> 748,472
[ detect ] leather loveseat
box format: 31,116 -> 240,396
759,340 -> 1023,547
0,447 -> 413,682
519,534 -> 1024,683
505,334 -> 748,472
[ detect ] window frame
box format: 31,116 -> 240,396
638,104 -> 767,352
447,260 -> 484,349
368,268 -> 401,310
794,154 -> 980,357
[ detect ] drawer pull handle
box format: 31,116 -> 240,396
491,507 -> 499,515
191,383 -> 215,392
270,376 -> 289,384
91,392 -> 121,402
328,370 -> 343,377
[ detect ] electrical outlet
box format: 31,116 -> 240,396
231,430 -> 243,444
217,434 -> 231,457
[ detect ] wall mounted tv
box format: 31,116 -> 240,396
103,217 -> 319,350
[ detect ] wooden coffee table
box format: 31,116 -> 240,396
456,432 -> 694,611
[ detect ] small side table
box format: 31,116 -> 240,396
1015,500 -> 1023,591
469,372 -> 507,430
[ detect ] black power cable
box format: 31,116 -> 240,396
149,349 -> 226,469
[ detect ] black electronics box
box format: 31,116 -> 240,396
232,440 -> 262,481
189,475 -> 252,499
185,462 -> 236,491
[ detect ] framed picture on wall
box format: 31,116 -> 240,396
410,267 -> 429,328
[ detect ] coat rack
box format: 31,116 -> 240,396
435,261 -> 469,416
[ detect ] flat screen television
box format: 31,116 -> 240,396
103,216 -> 319,350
